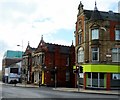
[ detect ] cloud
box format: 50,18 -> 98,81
0,0 -> 119,70
82,0 -> 119,12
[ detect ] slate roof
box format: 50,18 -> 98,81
35,35 -> 72,54
46,43 -> 70,54
89,2 -> 103,21
84,10 -> 120,21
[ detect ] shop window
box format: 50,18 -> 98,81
88,73 -> 91,78
100,73 -> 104,79
112,74 -> 120,80
92,73 -> 98,79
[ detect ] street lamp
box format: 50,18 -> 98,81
17,42 -> 24,85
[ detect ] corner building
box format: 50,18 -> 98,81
75,2 -> 120,90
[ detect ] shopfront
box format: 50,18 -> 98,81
83,64 -> 120,90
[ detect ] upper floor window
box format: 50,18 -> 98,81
66,56 -> 69,66
91,29 -> 99,40
115,30 -> 120,40
112,48 -> 120,62
78,34 -> 82,44
92,47 -> 99,61
78,47 -> 84,63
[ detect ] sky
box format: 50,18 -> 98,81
0,0 -> 119,70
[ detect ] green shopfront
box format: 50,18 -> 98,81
82,64 -> 120,90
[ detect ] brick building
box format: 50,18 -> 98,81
22,36 -> 75,87
75,2 -> 120,90
2,50 -> 23,82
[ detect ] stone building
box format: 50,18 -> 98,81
75,2 -> 120,90
22,42 -> 36,84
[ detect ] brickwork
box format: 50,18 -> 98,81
23,37 -> 75,87
75,2 -> 120,89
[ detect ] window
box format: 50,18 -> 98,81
78,34 -> 82,44
115,30 -> 120,40
66,71 -> 70,81
78,47 -> 84,63
112,48 -> 120,62
10,68 -> 18,74
91,29 -> 99,40
112,74 -> 120,80
66,57 -> 69,66
92,48 -> 99,61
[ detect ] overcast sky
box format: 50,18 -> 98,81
0,0 -> 119,70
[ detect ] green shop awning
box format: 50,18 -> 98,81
82,64 -> 120,73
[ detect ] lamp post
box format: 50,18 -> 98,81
17,42 -> 24,85
55,66 -> 57,89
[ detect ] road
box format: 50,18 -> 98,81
0,83 -> 119,100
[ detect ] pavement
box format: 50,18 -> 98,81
2,83 -> 120,95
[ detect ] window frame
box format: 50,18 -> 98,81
79,34 -> 82,44
112,48 -> 120,62
91,28 -> 99,40
77,47 -> 84,63
91,47 -> 99,61
115,29 -> 120,40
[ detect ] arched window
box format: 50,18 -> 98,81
78,47 -> 84,63
91,28 -> 99,40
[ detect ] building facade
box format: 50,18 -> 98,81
22,42 -> 36,84
2,50 -> 23,83
75,2 -> 120,90
22,36 -> 75,87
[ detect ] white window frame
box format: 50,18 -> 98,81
112,48 -> 120,62
92,47 -> 99,61
91,29 -> 99,40
115,30 -> 120,40
78,47 -> 84,63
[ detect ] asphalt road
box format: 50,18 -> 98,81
1,83 -> 119,100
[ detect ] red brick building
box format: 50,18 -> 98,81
23,36 -> 75,87
74,2 -> 120,90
